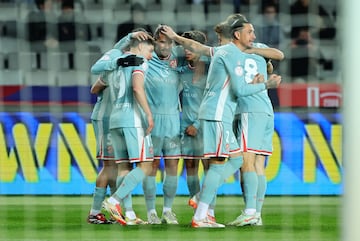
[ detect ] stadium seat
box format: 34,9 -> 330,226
24,70 -> 57,86
40,52 -> 70,71
74,51 -> 102,71
0,2 -> 18,22
0,70 -> 24,85
56,70 -> 90,86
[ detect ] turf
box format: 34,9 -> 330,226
0,196 -> 340,241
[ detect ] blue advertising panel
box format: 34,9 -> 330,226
0,112 -> 342,195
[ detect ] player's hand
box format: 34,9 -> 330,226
267,60 -> 274,74
251,73 -> 265,84
145,114 -> 154,135
265,74 -> 282,89
117,55 -> 144,67
131,31 -> 153,41
160,25 -> 177,40
185,125 -> 197,137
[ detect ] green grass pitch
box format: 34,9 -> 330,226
0,195 -> 340,241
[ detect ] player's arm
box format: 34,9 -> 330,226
91,49 -> 122,74
244,47 -> 284,61
90,76 -> 107,94
161,25 -> 212,57
132,71 -> 154,135
267,60 -> 274,74
223,57 -> 281,97
114,31 -> 153,51
91,50 -> 144,75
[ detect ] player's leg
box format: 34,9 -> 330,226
160,115 -> 181,224
228,113 -> 270,226
142,114 -> 163,223
207,153 -> 243,221
253,115 -> 273,226
192,121 -> 236,228
88,120 -> 115,224
88,161 -> 115,224
116,162 -> 132,212
104,127 -> 152,225
122,161 -> 152,225
161,157 -> 180,224
188,127 -> 208,210
186,158 -> 200,199
254,154 -> 267,226
143,158 -> 161,224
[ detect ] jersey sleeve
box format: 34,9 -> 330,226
90,49 -> 122,75
113,33 -> 132,51
222,54 -> 266,97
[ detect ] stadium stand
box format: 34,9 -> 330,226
0,0 -> 340,106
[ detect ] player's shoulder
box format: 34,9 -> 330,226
213,44 -> 232,57
252,42 -> 269,49
101,48 -> 122,61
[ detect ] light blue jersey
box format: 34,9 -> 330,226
199,43 -> 267,124
179,62 -> 209,158
179,63 -> 208,131
145,47 -> 184,158
102,34 -> 185,158
90,73 -> 112,121
146,49 -> 182,115
90,57 -> 119,161
234,43 -> 275,155
99,33 -> 183,115
108,53 -> 149,129
91,48 -> 122,75
236,43 -> 273,115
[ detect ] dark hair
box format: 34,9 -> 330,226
153,24 -> 166,40
129,37 -> 155,48
225,13 -> 249,36
61,0 -> 74,9
181,30 -> 207,44
214,21 -> 232,39
35,0 -> 45,9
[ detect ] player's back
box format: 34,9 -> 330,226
237,52 -> 273,114
198,43 -> 240,124
109,53 -> 148,129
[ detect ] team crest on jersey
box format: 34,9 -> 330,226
169,59 -> 178,69
107,145 -> 114,154
100,54 -> 111,61
234,66 -> 244,76
225,143 -> 230,152
142,62 -> 149,71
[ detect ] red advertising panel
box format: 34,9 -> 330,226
278,83 -> 342,107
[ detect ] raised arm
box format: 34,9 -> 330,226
244,46 -> 284,61
90,49 -> 121,74
114,31 -> 153,50
161,25 -> 212,57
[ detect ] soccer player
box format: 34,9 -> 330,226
175,21 -> 281,223
87,51 -> 145,225
87,74 -> 118,224
177,30 -> 210,210
114,25 -> 185,225
225,13 -> 284,227
161,19 -> 282,227
99,35 -> 155,226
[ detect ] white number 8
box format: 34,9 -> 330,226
244,58 -> 258,83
